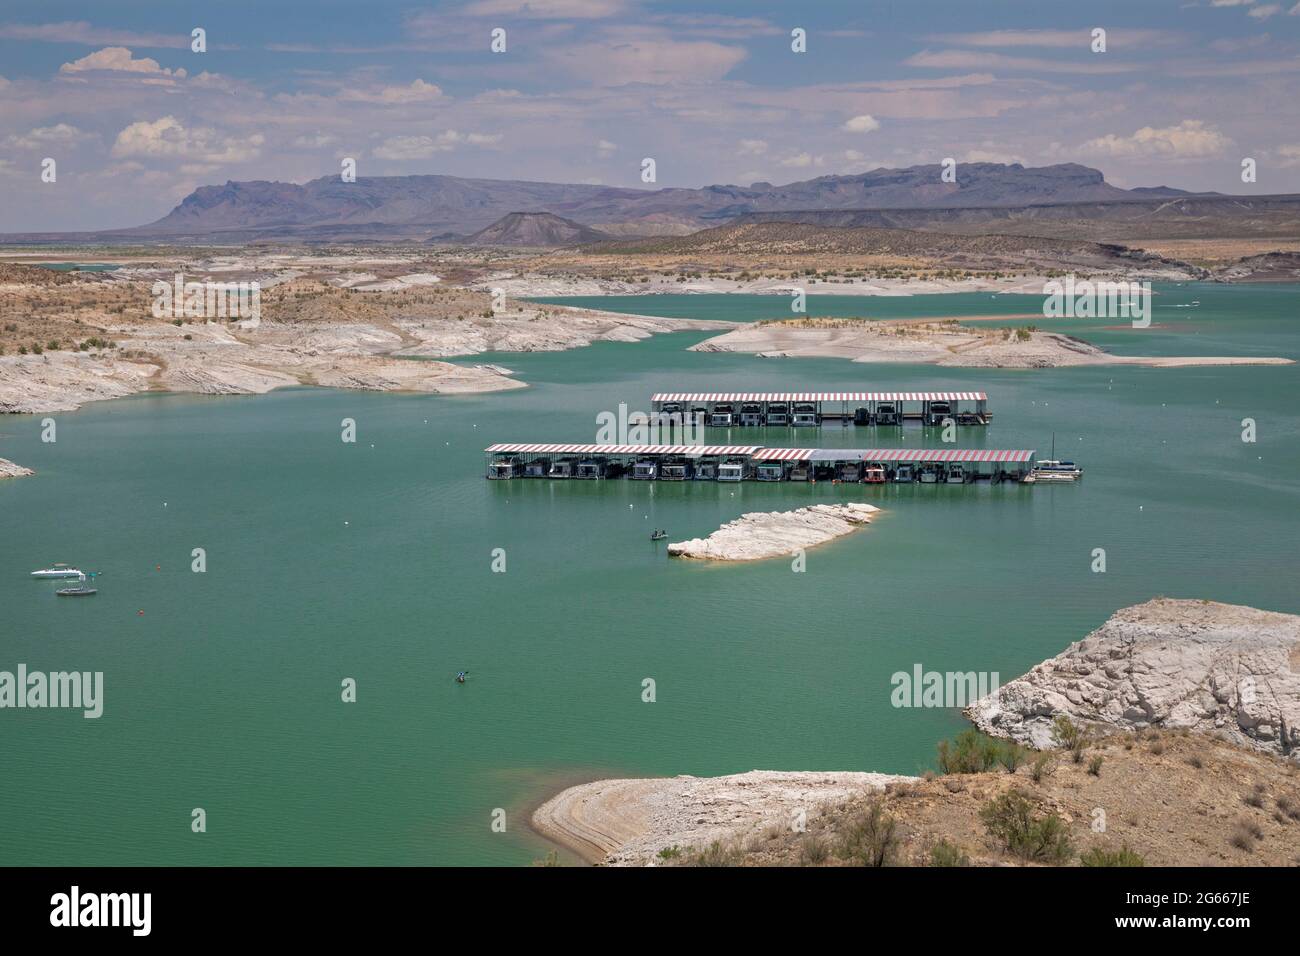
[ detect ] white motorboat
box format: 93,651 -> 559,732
31,563 -> 82,579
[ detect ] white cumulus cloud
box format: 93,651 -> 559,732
1079,120 -> 1232,159
111,116 -> 263,163
60,46 -> 186,78
842,115 -> 881,133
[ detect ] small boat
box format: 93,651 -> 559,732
31,563 -> 82,579
650,530 -> 667,541
455,671 -> 468,684
1029,460 -> 1082,481
1030,435 -> 1082,480
56,585 -> 97,596
56,571 -> 97,596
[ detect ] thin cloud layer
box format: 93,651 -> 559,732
0,0 -> 1298,230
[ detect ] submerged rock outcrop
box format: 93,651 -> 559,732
967,598 -> 1300,760
667,502 -> 879,561
0,457 -> 34,479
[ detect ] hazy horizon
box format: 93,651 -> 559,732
3,0 -> 1300,231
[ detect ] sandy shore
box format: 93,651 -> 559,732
668,503 -> 879,561
690,321 -> 1294,369
0,457 -> 33,479
531,770 -> 914,865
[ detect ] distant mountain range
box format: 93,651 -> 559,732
135,162 -> 1187,240
3,161 -> 1297,245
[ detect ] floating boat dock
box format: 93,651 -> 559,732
649,392 -> 990,427
485,444 -> 1036,483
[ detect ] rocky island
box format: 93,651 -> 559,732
690,318 -> 1295,369
667,503 -> 879,561
0,457 -> 33,479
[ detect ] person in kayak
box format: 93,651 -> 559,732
455,671 -> 467,684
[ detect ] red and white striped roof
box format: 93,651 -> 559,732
753,448 -> 817,461
487,444 -> 1032,463
651,391 -> 986,403
817,448 -> 1035,463
484,443 -> 760,456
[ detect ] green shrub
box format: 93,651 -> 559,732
1051,715 -> 1083,750
979,790 -> 1075,863
1029,753 -> 1055,783
838,798 -> 899,867
929,839 -> 970,867
1088,755 -> 1104,777
690,840 -> 742,867
799,835 -> 829,865
656,845 -> 682,860
937,729 -> 1002,775
1081,845 -> 1145,867
998,742 -> 1027,774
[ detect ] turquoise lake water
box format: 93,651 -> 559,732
1,283 -> 1297,865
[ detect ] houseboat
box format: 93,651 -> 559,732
717,458 -> 748,482
488,457 -> 521,479
576,458 -> 605,479
766,402 -> 790,426
853,407 -> 871,425
659,458 -> 692,480
945,463 -> 968,484
694,460 -> 718,481
708,403 -> 735,427
792,402 -> 819,427
756,461 -> 787,481
863,462 -> 887,483
837,461 -> 863,482
919,464 -> 942,483
631,458 -> 659,480
926,401 -> 953,427
875,402 -> 901,426
549,458 -> 576,478
739,402 -> 764,427
789,461 -> 810,481
892,463 -> 915,482
524,457 -> 551,478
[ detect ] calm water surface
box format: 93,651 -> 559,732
2,283 -> 1297,865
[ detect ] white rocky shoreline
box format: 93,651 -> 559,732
531,598 -> 1300,865
0,308 -> 730,415
966,597 -> 1299,758
0,457 -> 33,479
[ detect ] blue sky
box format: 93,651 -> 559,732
2,0 -> 1299,230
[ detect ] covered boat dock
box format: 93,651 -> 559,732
649,391 -> 990,427
485,443 -> 1036,483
